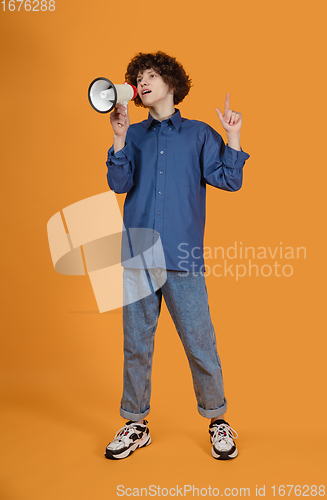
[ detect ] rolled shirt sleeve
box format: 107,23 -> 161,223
201,125 -> 250,191
106,143 -> 135,194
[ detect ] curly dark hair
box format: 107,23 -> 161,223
125,51 -> 192,107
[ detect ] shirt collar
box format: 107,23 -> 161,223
145,109 -> 182,130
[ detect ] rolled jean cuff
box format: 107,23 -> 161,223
120,406 -> 150,421
197,399 -> 227,419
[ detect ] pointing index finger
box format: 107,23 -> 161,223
224,93 -> 230,117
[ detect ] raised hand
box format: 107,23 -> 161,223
215,93 -> 242,134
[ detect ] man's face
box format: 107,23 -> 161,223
136,68 -> 173,107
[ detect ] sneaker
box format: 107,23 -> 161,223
209,419 -> 238,460
104,420 -> 151,460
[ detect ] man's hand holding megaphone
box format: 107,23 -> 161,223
88,77 -> 136,152
110,104 -> 130,153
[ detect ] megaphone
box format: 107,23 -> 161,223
88,77 -> 138,114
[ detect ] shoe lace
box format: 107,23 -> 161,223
113,422 -> 145,442
212,423 -> 238,443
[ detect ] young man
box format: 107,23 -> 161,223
105,51 -> 249,460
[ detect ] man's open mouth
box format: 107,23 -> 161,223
142,90 -> 152,95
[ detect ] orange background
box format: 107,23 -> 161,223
1,0 -> 326,498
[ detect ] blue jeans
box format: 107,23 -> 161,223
120,268 -> 227,420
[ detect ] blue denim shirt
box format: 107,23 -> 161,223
106,109 -> 250,271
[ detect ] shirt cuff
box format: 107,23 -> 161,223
225,144 -> 250,168
107,143 -> 129,163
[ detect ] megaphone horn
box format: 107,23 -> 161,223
88,77 -> 138,114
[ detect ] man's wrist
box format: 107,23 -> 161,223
113,133 -> 126,154
226,132 -> 241,152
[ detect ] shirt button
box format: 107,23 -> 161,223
157,211 -> 161,215
169,127 -> 172,131
160,151 -> 164,155
159,171 -> 163,174
158,191 -> 162,194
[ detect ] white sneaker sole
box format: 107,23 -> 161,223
211,445 -> 238,460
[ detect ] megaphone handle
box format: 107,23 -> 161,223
118,101 -> 128,128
